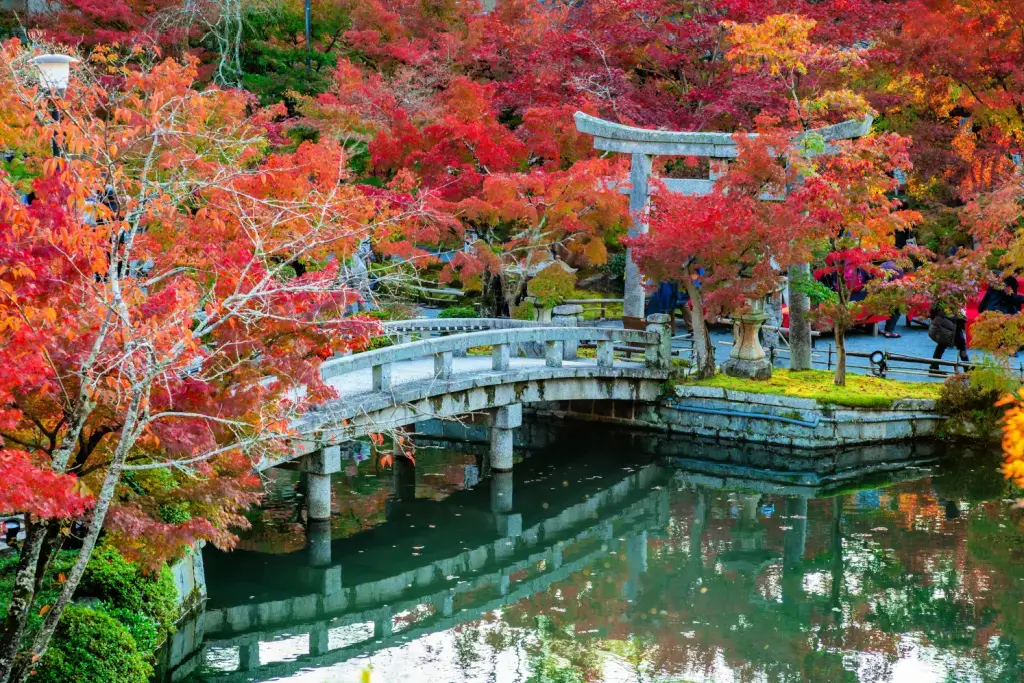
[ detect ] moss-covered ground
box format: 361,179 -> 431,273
689,369 -> 942,409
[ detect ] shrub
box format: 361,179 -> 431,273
527,264 -> 576,309
511,301 -> 537,320
78,546 -> 178,645
103,607 -> 160,656
937,364 -> 1017,438
362,302 -> 418,321
605,253 -> 627,282
34,606 -> 152,683
437,306 -> 479,319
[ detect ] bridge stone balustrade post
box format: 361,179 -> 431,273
374,615 -> 393,639
372,363 -> 392,392
432,592 -> 454,618
552,304 -> 583,360
597,340 -> 615,368
492,343 -> 510,371
433,351 -> 453,380
545,340 -> 564,367
645,313 -> 673,370
551,542 -> 564,570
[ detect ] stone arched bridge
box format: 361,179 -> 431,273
256,313 -> 674,524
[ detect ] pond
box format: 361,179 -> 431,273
176,422 -> 1024,683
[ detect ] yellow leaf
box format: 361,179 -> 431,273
38,605 -> 51,617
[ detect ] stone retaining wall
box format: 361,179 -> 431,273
533,385 -> 943,450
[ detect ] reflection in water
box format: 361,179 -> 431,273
176,425 -> 1024,683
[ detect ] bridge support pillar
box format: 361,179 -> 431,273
783,496 -> 808,571
307,473 -> 332,522
622,531 -> 648,602
490,468 -> 521,537
393,451 -> 416,502
309,625 -> 330,656
490,470 -> 514,513
237,643 -> 260,672
301,446 -> 341,523
490,404 -> 521,472
307,518 -> 332,567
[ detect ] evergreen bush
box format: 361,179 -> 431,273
34,606 -> 151,683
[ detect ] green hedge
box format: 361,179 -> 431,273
437,306 -> 479,319
78,546 -> 178,645
1,545 -> 179,680
34,605 -> 152,683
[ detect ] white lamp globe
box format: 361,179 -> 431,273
31,54 -> 79,95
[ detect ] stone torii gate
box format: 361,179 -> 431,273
573,112 -> 873,373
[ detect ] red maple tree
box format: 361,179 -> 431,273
0,43 -> 402,682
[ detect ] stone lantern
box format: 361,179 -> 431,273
722,296 -> 773,380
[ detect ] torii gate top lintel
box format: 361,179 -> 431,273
573,111 -> 874,157
571,111 -> 874,330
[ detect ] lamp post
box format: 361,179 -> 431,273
31,54 -> 78,158
304,0 -> 312,90
32,54 -> 77,97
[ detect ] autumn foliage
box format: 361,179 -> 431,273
2,0 -> 1024,673
0,42 -> 404,682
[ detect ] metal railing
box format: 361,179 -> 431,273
707,339 -> 1024,382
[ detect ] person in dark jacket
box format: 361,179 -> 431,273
929,305 -> 968,373
879,260 -> 905,338
978,276 -> 1024,315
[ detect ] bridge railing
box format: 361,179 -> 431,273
382,317 -> 561,341
322,315 -> 673,392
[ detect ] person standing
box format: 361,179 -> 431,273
978,276 -> 1024,315
929,303 -> 969,374
879,260 -> 905,339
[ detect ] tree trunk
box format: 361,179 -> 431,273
7,393 -> 143,683
0,520 -> 47,683
788,263 -> 812,371
684,278 -> 715,379
833,322 -> 847,387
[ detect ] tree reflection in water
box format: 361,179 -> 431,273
191,434 -> 1024,683
492,451 -> 1024,682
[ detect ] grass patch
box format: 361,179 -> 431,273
690,369 -> 941,409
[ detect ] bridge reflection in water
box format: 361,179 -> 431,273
169,424 -> 1008,683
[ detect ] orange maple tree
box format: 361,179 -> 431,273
0,42 -> 402,682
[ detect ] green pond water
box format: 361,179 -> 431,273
181,424 -> 1024,683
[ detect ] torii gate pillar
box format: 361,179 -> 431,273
624,153 -> 652,326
